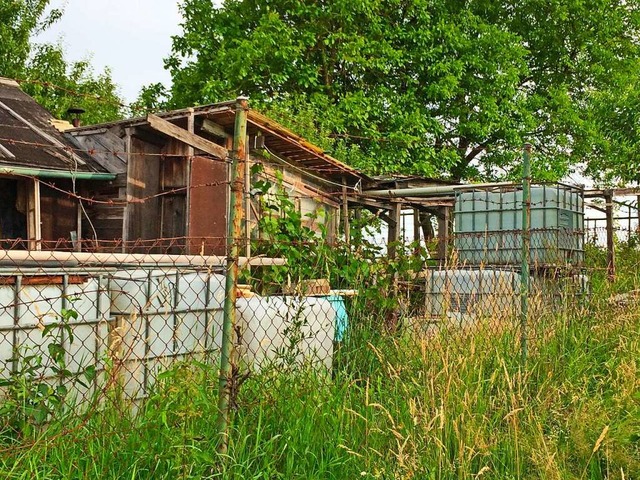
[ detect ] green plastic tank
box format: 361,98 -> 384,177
453,184 -> 584,266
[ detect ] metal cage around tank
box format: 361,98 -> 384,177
453,183 -> 585,268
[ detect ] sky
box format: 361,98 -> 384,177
35,0 -> 184,104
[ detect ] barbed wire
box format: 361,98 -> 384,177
15,77 -> 131,109
0,136 -> 230,161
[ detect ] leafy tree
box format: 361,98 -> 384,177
164,0 -> 640,182
22,44 -> 124,124
0,0 -> 124,123
0,0 -> 60,78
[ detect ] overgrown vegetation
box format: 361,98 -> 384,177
0,240 -> 637,479
0,0 -> 124,123
160,0 -> 640,183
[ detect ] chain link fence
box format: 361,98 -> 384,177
0,225 -> 593,420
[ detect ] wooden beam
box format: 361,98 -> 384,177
147,114 -> 228,159
347,196 -> 392,211
388,202 -> 402,259
605,190 -> 615,281
437,206 -> 450,264
202,118 -> 231,139
585,187 -> 640,198
585,201 -> 606,214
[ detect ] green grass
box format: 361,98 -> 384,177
0,253 -> 638,479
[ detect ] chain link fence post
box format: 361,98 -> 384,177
520,143 -> 532,364
217,96 -> 248,453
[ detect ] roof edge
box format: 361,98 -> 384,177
0,77 -> 20,88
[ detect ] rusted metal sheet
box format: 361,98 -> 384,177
188,156 -> 228,255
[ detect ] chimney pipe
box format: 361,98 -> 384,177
67,107 -> 85,128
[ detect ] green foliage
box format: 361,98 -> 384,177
164,0 -> 640,182
247,169 -> 427,321
22,43 -> 124,124
0,0 -> 124,123
130,82 -> 170,117
0,288 -> 637,478
0,0 -> 61,78
0,301 -> 96,443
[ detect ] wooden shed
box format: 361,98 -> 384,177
0,77 -> 115,251
69,101 -> 367,254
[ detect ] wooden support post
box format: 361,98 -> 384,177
413,207 -> 421,255
388,201 -> 401,259
75,201 -> 82,252
185,109 -> 194,242
122,128 -> 132,253
412,208 -> 420,244
217,97 -> 248,454
637,195 -> 640,233
342,177 -> 350,246
605,190 -> 615,281
244,136 -> 251,266
437,206 -> 450,264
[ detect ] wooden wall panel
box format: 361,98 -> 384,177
127,136 -> 161,248
40,180 -> 77,248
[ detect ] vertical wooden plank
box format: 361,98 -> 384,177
126,134 -> 162,251
76,201 -> 82,252
122,128 -> 132,252
388,201 -> 401,259
437,206 -> 450,264
29,178 -> 42,251
605,190 -> 615,281
342,177 -> 350,246
185,109 -> 195,239
244,137 -> 251,263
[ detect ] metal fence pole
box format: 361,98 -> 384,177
217,96 -> 248,453
520,143 -> 531,364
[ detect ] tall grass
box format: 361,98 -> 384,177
0,255 -> 638,478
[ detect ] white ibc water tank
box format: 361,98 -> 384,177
109,269 -> 226,399
110,270 -> 337,399
0,274 -> 111,401
237,296 -> 336,371
423,268 -> 521,324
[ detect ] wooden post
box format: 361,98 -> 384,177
122,128 -> 132,253
388,201 -> 401,259
342,177 -> 350,245
637,195 -> 640,233
413,207 -> 421,254
217,97 -> 247,453
437,206 -> 450,264
244,136 -> 251,266
185,108 -> 194,245
75,201 -> 82,252
385,201 -> 402,331
605,191 -> 615,278
605,190 -> 615,281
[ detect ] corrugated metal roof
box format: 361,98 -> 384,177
0,78 -> 108,174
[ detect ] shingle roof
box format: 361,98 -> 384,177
0,78 -> 108,173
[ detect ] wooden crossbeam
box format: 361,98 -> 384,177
147,114 -> 228,159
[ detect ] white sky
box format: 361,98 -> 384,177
35,0 -> 184,104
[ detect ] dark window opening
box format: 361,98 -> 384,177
0,178 -> 27,246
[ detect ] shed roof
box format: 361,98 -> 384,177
0,77 -> 109,175
70,100 -> 369,184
